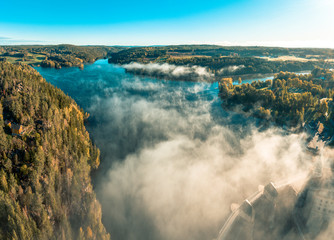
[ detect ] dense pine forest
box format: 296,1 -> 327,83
0,62 -> 109,239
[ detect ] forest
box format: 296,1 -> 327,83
108,45 -> 334,60
108,45 -> 334,79
0,45 -> 125,69
2,44 -> 334,75
219,68 -> 334,141
0,62 -> 109,239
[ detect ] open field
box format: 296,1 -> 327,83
257,55 -> 318,62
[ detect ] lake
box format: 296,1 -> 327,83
35,59 -> 309,240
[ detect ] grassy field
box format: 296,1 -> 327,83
2,53 -> 47,65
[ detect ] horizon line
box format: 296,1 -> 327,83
1,43 -> 334,50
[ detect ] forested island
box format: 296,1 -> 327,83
0,45 -> 125,69
109,45 -> 334,80
219,68 -> 334,143
0,62 -> 109,239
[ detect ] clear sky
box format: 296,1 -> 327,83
1,0 -> 333,48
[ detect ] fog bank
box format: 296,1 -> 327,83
122,62 -> 214,81
86,72 -> 310,240
218,65 -> 245,74
35,61 -> 312,240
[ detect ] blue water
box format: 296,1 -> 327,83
35,59 -> 220,111
35,59 -> 250,163
34,60 -> 311,240
33,59 -> 270,240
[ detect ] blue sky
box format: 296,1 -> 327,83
1,0 -> 334,47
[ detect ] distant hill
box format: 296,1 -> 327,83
108,45 -> 334,80
0,44 -> 126,69
109,45 -> 334,60
0,62 -> 110,239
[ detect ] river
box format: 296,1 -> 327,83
35,59 -> 310,240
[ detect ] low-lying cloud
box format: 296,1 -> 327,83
87,73 -> 311,240
218,65 -> 245,74
99,129 -> 309,240
37,62 -> 332,240
122,62 -> 214,81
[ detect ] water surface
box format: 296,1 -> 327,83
35,60 -> 308,240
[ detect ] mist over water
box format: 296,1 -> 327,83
35,60 -> 311,240
122,62 -> 214,81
